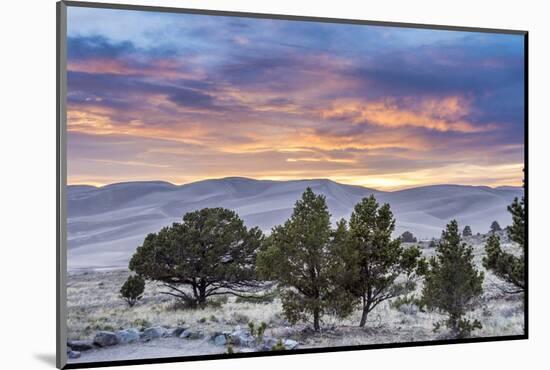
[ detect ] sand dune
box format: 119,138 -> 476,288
67,177 -> 522,269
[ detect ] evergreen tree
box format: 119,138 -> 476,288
120,274 -> 145,307
421,220 -> 484,338
462,225 -> 472,237
256,187 -> 339,331
483,197 -> 525,293
400,231 -> 417,243
490,221 -> 502,233
129,208 -> 263,308
341,195 -> 426,327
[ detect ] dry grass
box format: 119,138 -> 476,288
67,238 -> 524,351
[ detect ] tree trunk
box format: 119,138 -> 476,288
197,283 -> 207,308
313,308 -> 320,331
359,296 -> 369,327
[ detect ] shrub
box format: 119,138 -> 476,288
119,275 -> 145,307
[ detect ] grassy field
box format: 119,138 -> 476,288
67,237 -> 524,355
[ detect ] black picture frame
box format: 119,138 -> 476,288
56,1 -> 529,368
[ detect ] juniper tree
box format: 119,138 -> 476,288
421,220 -> 484,338
400,231 -> 417,243
256,187 -> 342,331
120,274 -> 145,307
339,195 -> 426,327
462,225 -> 472,237
129,208 -> 263,308
483,197 -> 525,293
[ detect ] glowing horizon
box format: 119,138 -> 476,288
66,8 -> 525,191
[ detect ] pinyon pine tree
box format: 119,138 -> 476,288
421,220 -> 484,338
483,197 -> 525,293
336,195 -> 426,327
256,187 -> 344,331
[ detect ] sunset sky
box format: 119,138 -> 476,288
66,6 -> 525,190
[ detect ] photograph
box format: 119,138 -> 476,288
62,3 -> 526,366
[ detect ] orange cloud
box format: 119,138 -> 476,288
320,96 -> 496,133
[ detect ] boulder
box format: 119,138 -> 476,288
258,337 -> 278,351
67,340 -> 94,352
93,331 -> 119,347
284,339 -> 299,350
67,350 -> 81,359
115,329 -> 140,344
170,327 -> 188,337
141,326 -> 168,341
180,328 -> 203,340
230,329 -> 255,347
213,334 -> 227,346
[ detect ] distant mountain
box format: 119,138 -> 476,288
67,177 -> 523,270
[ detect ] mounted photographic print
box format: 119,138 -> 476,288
56,1 -> 528,368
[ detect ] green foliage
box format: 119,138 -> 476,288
248,322 -> 255,336
226,344 -> 234,354
272,339 -> 286,351
129,207 -> 264,308
257,321 -> 267,341
490,221 -> 502,233
119,274 -> 145,307
332,195 -> 426,327
256,187 -> 345,331
462,225 -> 472,237
421,220 -> 484,338
400,231 -> 417,243
483,197 -> 525,293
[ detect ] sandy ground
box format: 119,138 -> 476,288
69,337 -> 224,364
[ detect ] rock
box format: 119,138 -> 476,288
67,340 -> 94,351
230,329 -> 255,347
180,329 -> 203,340
170,327 -> 188,337
179,329 -> 191,339
213,334 -> 227,346
68,350 -> 81,359
258,337 -> 278,351
284,339 -> 299,350
141,326 -> 168,341
93,331 -> 119,347
115,329 -> 140,344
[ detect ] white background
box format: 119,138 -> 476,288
1,0 -> 548,368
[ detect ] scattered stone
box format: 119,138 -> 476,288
93,331 -> 119,347
230,329 -> 255,347
67,340 -> 94,352
115,329 -> 140,344
68,350 -> 81,359
258,337 -> 278,351
141,326 -> 168,341
180,329 -> 204,340
284,339 -> 299,350
213,334 -> 227,346
170,327 -> 188,337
